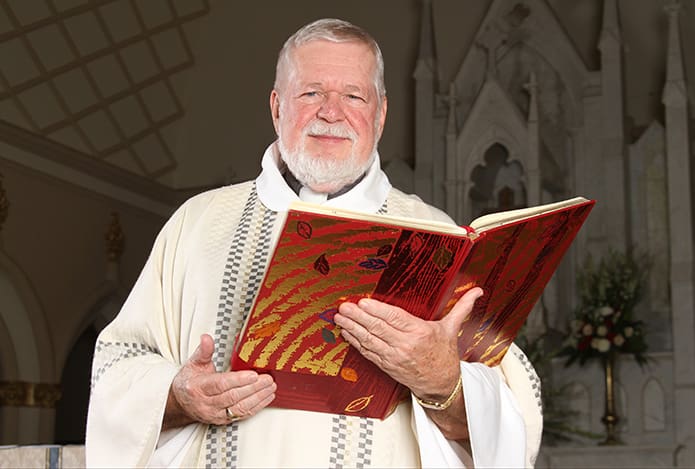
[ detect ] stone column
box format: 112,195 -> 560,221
662,1 -> 695,464
597,0 -> 628,249
413,0 -> 437,205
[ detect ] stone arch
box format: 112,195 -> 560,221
469,142 -> 527,219
565,381 -> 591,433
0,250 -> 55,444
642,378 -> 666,432
458,120 -> 528,223
53,285 -> 124,445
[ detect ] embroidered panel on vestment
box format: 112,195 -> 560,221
205,184 -> 276,468
203,190 -> 388,467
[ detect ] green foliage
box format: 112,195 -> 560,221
560,249 -> 649,367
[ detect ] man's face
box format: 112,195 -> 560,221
270,40 -> 387,194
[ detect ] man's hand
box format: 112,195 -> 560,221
162,334 -> 277,430
334,287 -> 484,441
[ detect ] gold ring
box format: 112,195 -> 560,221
225,407 -> 242,422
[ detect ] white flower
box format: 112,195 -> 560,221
582,323 -> 594,336
597,306 -> 614,317
624,326 -> 634,337
591,338 -> 611,352
597,325 -> 608,336
613,335 -> 625,346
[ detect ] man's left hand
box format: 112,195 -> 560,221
334,287 -> 483,400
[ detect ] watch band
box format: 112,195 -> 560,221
413,375 -> 462,410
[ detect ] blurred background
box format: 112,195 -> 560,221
0,0 -> 693,467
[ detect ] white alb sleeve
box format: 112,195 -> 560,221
411,361 -> 526,468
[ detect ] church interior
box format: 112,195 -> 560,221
0,0 -> 693,466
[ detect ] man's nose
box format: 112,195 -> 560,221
316,93 -> 345,122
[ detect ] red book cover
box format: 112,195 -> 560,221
230,197 -> 595,419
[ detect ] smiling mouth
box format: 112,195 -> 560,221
309,134 -> 351,143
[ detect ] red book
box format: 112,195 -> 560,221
231,197 -> 595,419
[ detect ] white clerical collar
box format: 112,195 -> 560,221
256,141 -> 391,212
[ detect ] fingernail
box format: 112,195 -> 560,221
357,298 -> 373,309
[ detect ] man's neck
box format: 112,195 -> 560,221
281,167 -> 365,200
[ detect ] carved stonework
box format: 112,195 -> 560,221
105,212 -> 124,261
0,381 -> 62,408
0,173 -> 8,233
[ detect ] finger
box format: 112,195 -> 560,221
337,299 -> 407,342
224,376 -> 277,417
189,334 -> 215,367
336,302 -> 391,349
354,298 -> 413,330
440,287 -> 484,335
221,389 -> 277,425
196,368 -> 264,397
339,328 -> 385,368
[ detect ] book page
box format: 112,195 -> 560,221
289,200 -> 470,236
470,196 -> 589,232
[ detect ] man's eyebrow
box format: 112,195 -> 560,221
343,84 -> 366,93
299,82 -> 367,93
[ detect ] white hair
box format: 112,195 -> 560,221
273,18 -> 386,102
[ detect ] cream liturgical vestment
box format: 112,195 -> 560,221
86,143 -> 543,468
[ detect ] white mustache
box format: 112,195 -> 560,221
304,121 -> 356,140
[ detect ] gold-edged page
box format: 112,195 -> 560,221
469,196 -> 589,233
289,201 -> 469,236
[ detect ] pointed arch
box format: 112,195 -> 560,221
642,378 -> 666,432
0,250 -> 55,443
54,282 -> 124,445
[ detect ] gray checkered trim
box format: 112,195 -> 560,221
329,415 -> 348,468
511,346 -> 543,414
356,418 -> 374,468
204,185 -> 277,468
329,415 -> 374,468
91,340 -> 158,389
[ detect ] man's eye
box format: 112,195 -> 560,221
346,94 -> 365,102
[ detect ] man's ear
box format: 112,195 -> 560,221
376,95 -> 388,140
270,90 -> 281,135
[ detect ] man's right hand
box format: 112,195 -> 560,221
162,334 -> 277,430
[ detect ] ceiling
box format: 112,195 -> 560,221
0,0 -> 210,180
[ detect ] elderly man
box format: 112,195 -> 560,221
86,18 -> 542,468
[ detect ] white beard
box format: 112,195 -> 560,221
278,120 -> 376,194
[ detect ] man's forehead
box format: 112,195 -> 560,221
292,39 -> 373,61
291,41 -> 374,77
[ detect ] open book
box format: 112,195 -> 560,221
231,196 -> 595,419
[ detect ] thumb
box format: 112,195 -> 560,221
440,287 -> 484,335
188,333 -> 215,367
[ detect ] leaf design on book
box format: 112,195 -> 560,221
432,246 -> 454,270
376,244 -> 392,257
252,320 -> 282,338
345,395 -> 373,413
322,326 -> 337,343
314,253 -> 330,275
319,307 -> 338,324
296,220 -> 312,239
340,367 -> 359,382
358,258 -> 388,270
406,233 -> 424,253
